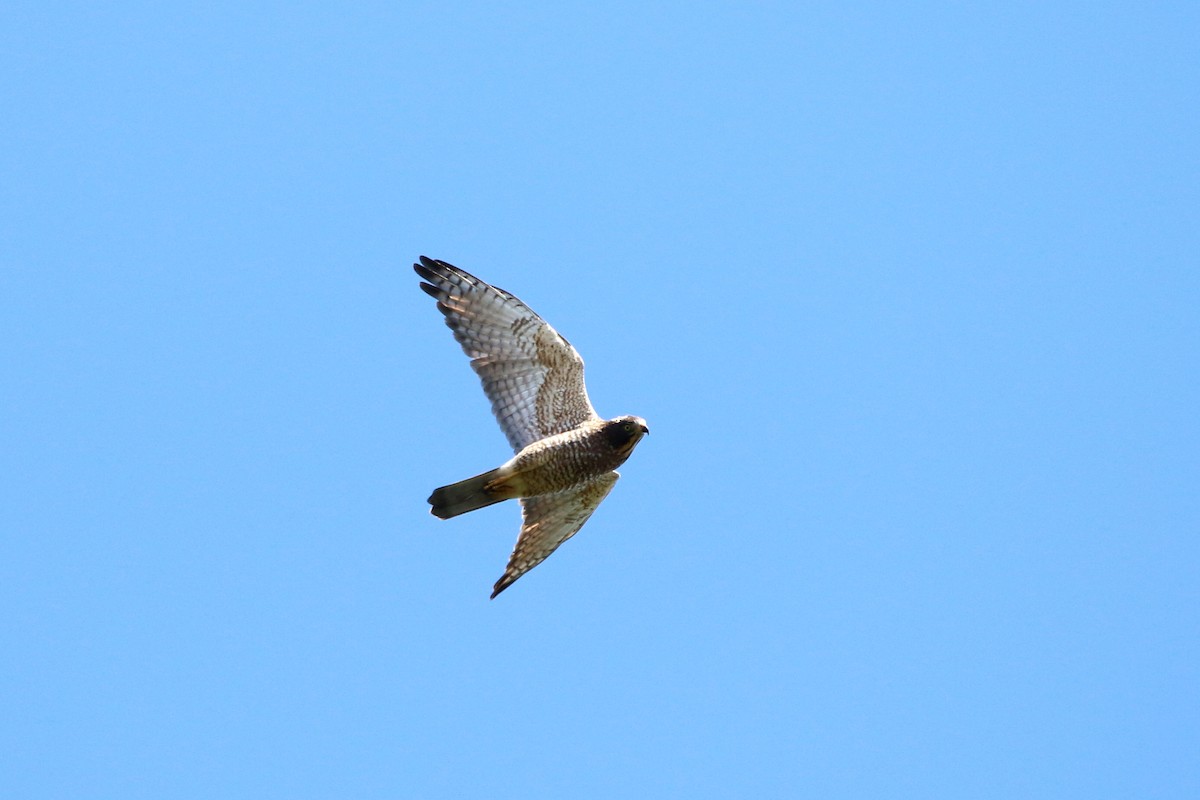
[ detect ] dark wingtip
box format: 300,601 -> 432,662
413,256 -> 445,282
490,576 -> 513,599
413,256 -> 482,288
414,261 -> 438,283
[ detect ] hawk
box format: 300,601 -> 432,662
413,256 -> 650,598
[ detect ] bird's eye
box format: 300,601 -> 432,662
623,421 -> 634,432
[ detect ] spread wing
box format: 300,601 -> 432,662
414,256 -> 600,452
491,472 -> 619,598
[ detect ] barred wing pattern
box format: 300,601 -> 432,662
493,473 -> 620,598
415,257 -> 600,452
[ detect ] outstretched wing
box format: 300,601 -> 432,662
414,256 -> 599,452
492,472 -> 619,598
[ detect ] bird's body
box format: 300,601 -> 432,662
413,257 -> 649,598
498,417 -> 646,495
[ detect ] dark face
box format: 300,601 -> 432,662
603,416 -> 648,450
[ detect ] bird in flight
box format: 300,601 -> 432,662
413,256 -> 650,598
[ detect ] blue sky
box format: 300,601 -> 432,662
2,2 -> 1197,797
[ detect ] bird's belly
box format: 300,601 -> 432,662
507,443 -> 622,496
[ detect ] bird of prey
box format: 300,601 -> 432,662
413,256 -> 649,598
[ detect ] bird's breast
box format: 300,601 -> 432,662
507,427 -> 626,496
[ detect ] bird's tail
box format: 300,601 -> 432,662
427,468 -> 506,519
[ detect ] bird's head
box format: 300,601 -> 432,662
604,415 -> 650,455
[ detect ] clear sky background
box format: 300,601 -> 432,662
2,2 -> 1197,798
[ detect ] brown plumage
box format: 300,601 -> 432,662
414,257 -> 649,598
